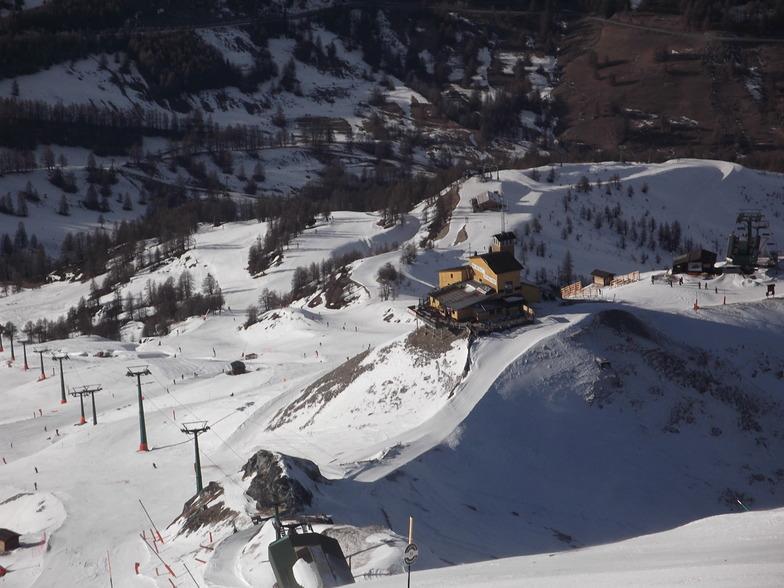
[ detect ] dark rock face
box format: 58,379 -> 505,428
170,481 -> 239,536
241,449 -> 325,515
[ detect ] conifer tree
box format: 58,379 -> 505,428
57,194 -> 70,216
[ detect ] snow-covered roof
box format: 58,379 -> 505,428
475,190 -> 502,204
432,280 -> 493,310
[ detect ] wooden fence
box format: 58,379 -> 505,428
561,271 -> 640,299
611,270 -> 640,287
560,281 -> 583,299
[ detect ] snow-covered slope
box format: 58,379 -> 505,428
287,298 -> 784,568
366,508 -> 784,587
0,162 -> 149,252
0,159 -> 782,587
422,159 -> 784,285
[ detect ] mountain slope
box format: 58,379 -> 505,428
0,159 -> 782,587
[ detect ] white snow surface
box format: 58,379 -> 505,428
0,159 -> 783,586
367,508 -> 784,586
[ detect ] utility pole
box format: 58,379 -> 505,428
52,352 -> 69,404
126,366 -> 151,452
71,385 -> 102,425
181,421 -> 210,494
34,347 -> 49,381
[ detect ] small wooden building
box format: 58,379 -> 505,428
229,360 -> 246,375
471,190 -> 503,212
0,529 -> 20,553
591,269 -> 615,287
672,249 -> 717,275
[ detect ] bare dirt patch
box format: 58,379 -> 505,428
405,326 -> 466,357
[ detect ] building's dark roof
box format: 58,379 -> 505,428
591,269 -> 615,279
471,251 -> 523,274
673,248 -> 717,264
493,231 -> 516,242
0,529 -> 20,541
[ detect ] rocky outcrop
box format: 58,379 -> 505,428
170,482 -> 239,536
241,449 -> 326,515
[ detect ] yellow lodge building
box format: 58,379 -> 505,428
425,232 -> 540,326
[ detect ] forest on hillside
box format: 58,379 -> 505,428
0,0 -> 782,340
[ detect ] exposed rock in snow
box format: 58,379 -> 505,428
170,482 -> 240,536
242,449 -> 325,515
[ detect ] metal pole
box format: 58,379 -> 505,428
9,330 -> 14,361
181,421 -> 209,495
194,431 -> 203,493
136,373 -> 148,451
0,332 -> 4,352
407,564 -> 411,588
137,499 -> 162,540
91,391 -> 97,425
58,357 -> 67,404
22,341 -> 28,370
78,392 -> 86,425
38,351 -> 45,379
